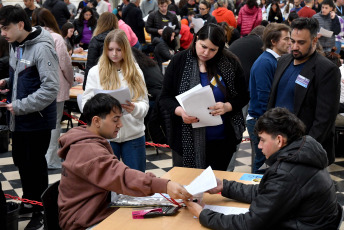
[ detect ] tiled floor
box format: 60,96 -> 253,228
1,117 -> 344,229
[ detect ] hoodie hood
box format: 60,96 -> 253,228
213,7 -> 229,16
44,0 -> 58,7
242,5 -> 259,15
58,126 -> 112,160
266,135 -> 328,169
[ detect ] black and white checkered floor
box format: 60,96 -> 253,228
1,118 -> 344,229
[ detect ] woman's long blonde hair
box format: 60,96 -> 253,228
99,29 -> 146,101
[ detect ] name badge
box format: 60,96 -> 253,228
295,74 -> 310,88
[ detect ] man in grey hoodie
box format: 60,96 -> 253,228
0,5 -> 59,230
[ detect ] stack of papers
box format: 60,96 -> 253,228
204,205 -> 249,215
192,18 -> 204,34
176,84 -> 222,128
184,166 -> 217,195
94,87 -> 131,105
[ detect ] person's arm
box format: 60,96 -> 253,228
255,7 -> 263,26
73,21 -> 82,44
127,66 -> 149,119
137,9 -> 145,28
254,59 -> 276,113
83,37 -> 102,90
145,13 -> 159,36
81,66 -> 98,109
332,15 -> 341,35
55,35 -> 74,87
12,46 -> 59,115
69,143 -> 191,199
308,64 -> 340,143
198,174 -> 301,229
62,3 -> 72,20
156,43 -> 173,61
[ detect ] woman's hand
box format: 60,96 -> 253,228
209,102 -> 232,116
175,106 -> 199,124
330,11 -> 336,19
121,101 -> 135,113
184,200 -> 203,218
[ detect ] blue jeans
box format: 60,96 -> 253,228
110,136 -> 146,172
247,119 -> 266,174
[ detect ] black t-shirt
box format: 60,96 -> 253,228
24,8 -> 34,21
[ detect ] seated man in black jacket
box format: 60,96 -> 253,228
184,107 -> 342,230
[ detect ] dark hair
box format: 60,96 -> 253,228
189,23 -> 227,95
158,0 -> 170,5
61,22 -> 74,38
0,36 -> 9,58
255,107 -> 306,145
322,0 -> 335,8
262,22 -> 290,50
199,0 -> 211,8
288,11 -> 299,22
78,7 -> 97,27
249,25 -> 265,37
0,5 -> 32,32
32,8 -> 61,35
83,93 -> 122,125
131,47 -> 157,67
291,17 -> 319,39
162,26 -> 176,49
268,1 -> 282,18
261,20 -> 269,26
324,47 -> 341,67
247,0 -> 258,8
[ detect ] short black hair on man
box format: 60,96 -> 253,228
0,5 -> 32,32
322,0 -> 335,8
83,94 -> 122,125
291,17 -> 319,39
254,107 -> 306,145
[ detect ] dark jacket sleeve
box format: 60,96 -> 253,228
221,180 -> 259,203
199,173 -> 302,230
308,60 -> 340,143
332,15 -> 341,35
83,37 -> 102,90
156,42 -> 173,63
146,12 -> 159,37
73,20 -> 83,44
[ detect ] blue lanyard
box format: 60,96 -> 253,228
336,5 -> 342,15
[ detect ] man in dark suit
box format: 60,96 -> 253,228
267,17 -> 340,165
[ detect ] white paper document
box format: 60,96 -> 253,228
204,205 -> 249,215
176,84 -> 223,128
184,166 -> 217,195
94,87 -> 131,104
71,53 -> 87,58
319,27 -> 333,38
192,18 -> 204,34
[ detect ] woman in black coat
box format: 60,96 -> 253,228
153,27 -> 177,69
73,7 -> 97,49
194,1 -> 217,25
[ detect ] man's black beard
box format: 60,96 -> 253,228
293,43 -> 314,61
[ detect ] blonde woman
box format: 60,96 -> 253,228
82,29 -> 149,172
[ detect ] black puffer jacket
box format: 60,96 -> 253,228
83,30 -> 109,90
199,136 -> 341,230
195,13 -> 217,25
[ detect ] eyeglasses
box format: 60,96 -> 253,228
199,7 -> 207,10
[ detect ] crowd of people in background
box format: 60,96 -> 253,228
0,0 -> 344,228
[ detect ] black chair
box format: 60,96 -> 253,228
41,180 -> 61,230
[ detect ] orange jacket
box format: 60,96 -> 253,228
212,7 -> 237,28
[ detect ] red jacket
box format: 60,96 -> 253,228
212,7 -> 237,28
179,24 -> 194,50
298,6 -> 316,18
237,5 -> 262,36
